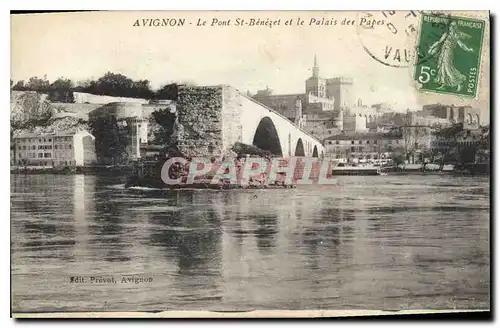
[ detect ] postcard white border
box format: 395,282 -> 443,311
4,0 -> 496,326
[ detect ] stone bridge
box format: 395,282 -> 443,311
176,85 -> 325,158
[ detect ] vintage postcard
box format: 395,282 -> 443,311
10,10 -> 490,318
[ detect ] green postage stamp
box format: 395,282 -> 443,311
414,13 -> 485,97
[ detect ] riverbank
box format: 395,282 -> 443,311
10,165 -> 134,176
379,163 -> 489,176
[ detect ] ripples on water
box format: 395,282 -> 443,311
10,174 -> 490,312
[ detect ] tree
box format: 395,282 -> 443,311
89,116 -> 131,165
151,108 -> 177,145
392,152 -> 405,166
131,79 -> 154,99
95,72 -> 134,97
47,78 -> 74,103
76,72 -> 155,99
154,83 -> 179,100
25,75 -> 50,93
12,80 -> 26,91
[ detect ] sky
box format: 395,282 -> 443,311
11,11 -> 489,117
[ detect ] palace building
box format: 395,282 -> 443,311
252,55 -> 357,140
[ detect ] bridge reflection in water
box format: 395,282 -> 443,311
11,174 -> 490,312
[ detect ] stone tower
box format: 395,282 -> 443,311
312,54 -> 319,78
305,55 -> 327,98
326,77 -> 354,111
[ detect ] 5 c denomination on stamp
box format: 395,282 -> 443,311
413,13 -> 485,97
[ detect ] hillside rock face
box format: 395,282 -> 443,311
11,91 -> 59,128
12,116 -> 90,137
11,91 -> 88,136
11,91 -> 172,145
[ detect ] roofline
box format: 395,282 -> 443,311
13,130 -> 93,138
253,93 -> 305,98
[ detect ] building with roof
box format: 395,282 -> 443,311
422,104 -> 482,128
430,123 -> 490,164
323,131 -> 404,161
12,130 -> 96,167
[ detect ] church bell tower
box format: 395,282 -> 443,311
312,54 -> 319,78
306,54 -> 326,98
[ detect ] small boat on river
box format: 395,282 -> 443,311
331,163 -> 382,176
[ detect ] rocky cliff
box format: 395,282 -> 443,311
11,91 -> 89,136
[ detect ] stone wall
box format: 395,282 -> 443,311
73,92 -> 149,105
176,86 -> 225,157
221,86 -> 244,151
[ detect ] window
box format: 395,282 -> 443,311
32,145 -> 36,150
374,140 -> 378,144
44,153 -> 51,158
43,138 -> 46,142
19,153 -> 22,158
351,147 -> 355,152
328,141 -> 332,145
38,139 -> 41,143
366,140 -> 370,144
351,141 -> 354,144
358,140 -> 362,144
38,153 -> 43,158
336,140 -> 339,144
55,145 -> 58,149
48,139 -> 52,142
68,144 -> 72,149
18,146 -> 21,150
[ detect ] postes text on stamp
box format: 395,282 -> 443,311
414,13 -> 485,97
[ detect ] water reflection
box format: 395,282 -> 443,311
12,175 -> 77,262
10,174 -> 490,312
90,177 -> 131,263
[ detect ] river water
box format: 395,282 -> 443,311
11,174 -> 490,313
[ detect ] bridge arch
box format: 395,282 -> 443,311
312,145 -> 318,158
475,114 -> 480,126
294,138 -> 305,156
467,113 -> 473,124
252,116 -> 283,156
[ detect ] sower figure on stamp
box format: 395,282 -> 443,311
428,21 -> 474,92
